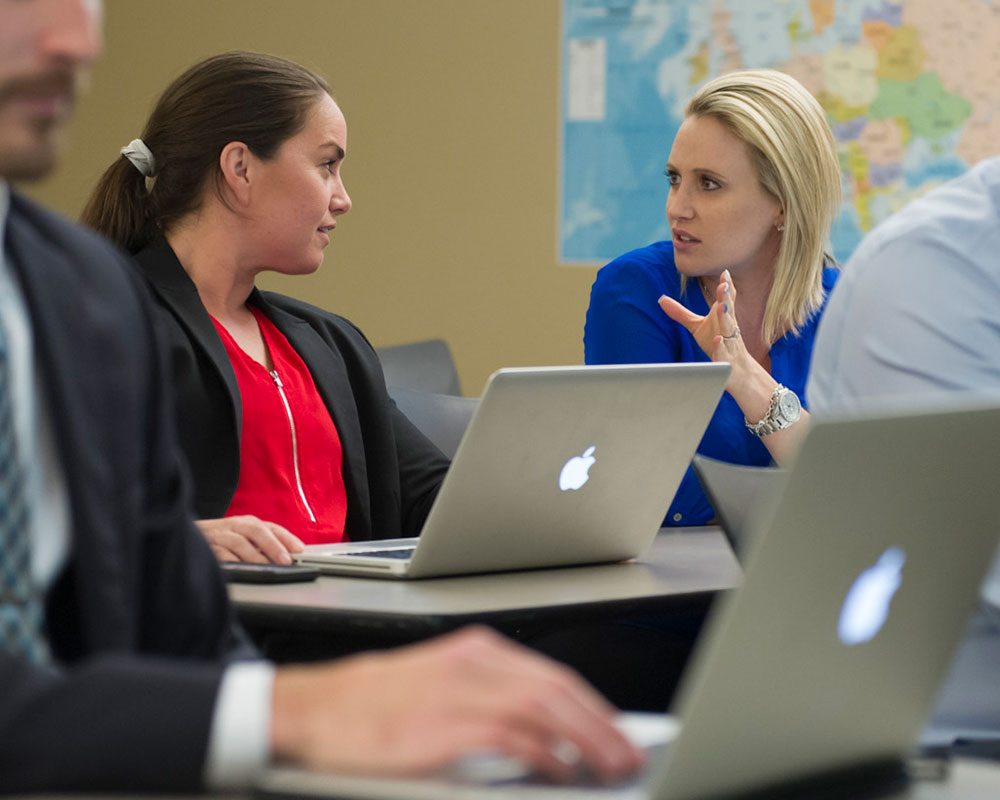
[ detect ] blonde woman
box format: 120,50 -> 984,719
584,69 -> 841,526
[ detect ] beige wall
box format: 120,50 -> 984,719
25,0 -> 621,395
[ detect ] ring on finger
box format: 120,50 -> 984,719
722,326 -> 740,342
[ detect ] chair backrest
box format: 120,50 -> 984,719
376,338 -> 461,396
388,386 -> 479,458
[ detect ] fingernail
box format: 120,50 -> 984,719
723,303 -> 728,313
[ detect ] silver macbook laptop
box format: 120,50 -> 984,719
263,398 -> 1000,799
293,363 -> 730,578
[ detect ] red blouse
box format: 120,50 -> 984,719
212,307 -> 348,544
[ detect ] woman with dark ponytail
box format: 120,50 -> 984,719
83,51 -> 449,564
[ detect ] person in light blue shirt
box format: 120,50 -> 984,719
807,154 -> 1000,743
585,70 -> 842,526
808,154 -> 1000,413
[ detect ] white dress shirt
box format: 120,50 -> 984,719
0,183 -> 70,591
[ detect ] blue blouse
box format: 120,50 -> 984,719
584,240 -> 839,526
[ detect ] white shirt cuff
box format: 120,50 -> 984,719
204,660 -> 275,789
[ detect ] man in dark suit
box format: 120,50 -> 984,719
0,0 -> 641,792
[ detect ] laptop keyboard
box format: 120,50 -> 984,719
340,547 -> 416,560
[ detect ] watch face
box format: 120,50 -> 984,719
778,390 -> 801,421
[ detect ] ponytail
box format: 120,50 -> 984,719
81,153 -> 158,253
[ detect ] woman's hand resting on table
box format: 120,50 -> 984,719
196,515 -> 306,564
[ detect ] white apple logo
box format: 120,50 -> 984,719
559,446 -> 596,491
838,547 -> 906,646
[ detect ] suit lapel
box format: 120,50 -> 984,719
5,199 -> 129,649
133,241 -> 243,434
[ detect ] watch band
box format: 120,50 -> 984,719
745,384 -> 800,437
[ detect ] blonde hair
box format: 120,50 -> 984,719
684,69 -> 841,345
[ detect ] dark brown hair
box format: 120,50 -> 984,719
81,51 -> 329,253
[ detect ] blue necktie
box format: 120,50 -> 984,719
0,318 -> 49,664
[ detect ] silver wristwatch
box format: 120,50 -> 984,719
745,384 -> 802,437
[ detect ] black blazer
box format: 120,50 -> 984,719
133,238 -> 449,541
0,194 -> 253,793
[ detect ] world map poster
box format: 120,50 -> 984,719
560,0 -> 1000,264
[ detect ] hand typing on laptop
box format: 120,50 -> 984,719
268,626 -> 644,783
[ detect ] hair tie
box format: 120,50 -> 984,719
120,138 -> 156,178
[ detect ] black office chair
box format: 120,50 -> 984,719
388,385 -> 479,458
376,338 -> 462,396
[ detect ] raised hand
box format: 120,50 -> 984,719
658,269 -> 746,368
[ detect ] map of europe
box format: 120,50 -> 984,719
560,0 -> 1000,264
